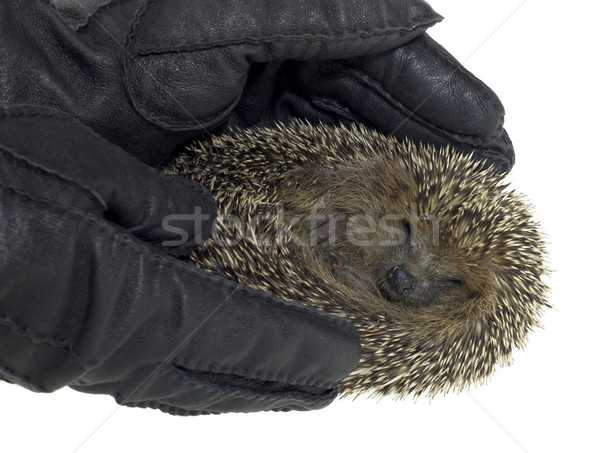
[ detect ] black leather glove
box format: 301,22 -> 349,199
0,106 -> 360,415
0,0 -> 513,170
0,0 -> 514,415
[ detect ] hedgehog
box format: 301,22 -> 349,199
166,121 -> 550,398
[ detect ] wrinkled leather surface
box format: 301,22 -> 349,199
269,34 -> 514,170
125,0 -> 441,131
50,0 -> 112,29
0,106 -> 361,414
0,0 -> 514,171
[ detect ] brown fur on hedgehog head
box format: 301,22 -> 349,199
279,154 -> 491,319
170,121 -> 550,398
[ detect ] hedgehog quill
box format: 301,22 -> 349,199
167,121 -> 550,398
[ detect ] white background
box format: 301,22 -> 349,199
1,1 -> 598,452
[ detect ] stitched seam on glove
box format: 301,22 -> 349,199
168,365 -> 336,398
124,77 -> 242,130
113,366 -> 336,415
132,23 -> 440,56
175,359 -> 330,388
111,367 -> 336,415
0,107 -> 166,182
121,400 -> 216,416
0,144 -> 108,213
0,107 -> 214,224
0,315 -> 99,368
127,0 -> 440,55
1,185 -> 357,388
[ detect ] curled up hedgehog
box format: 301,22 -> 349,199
166,121 -> 550,398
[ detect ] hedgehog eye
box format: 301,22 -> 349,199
400,220 -> 411,243
445,278 -> 463,286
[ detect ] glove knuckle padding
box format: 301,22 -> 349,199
124,0 -> 442,129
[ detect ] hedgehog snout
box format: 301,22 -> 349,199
386,265 -> 416,295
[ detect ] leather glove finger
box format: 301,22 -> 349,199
0,106 -> 215,254
231,34 -> 514,172
0,106 -> 360,414
123,0 -> 441,133
0,0 -> 441,166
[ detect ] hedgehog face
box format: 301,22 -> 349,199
315,213 -> 472,309
375,239 -> 469,308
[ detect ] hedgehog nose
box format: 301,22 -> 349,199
386,266 -> 416,295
